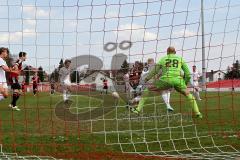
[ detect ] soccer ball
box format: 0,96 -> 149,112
111,91 -> 120,99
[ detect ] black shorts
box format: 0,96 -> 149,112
103,86 -> 108,89
33,85 -> 38,90
131,83 -> 139,90
11,83 -> 21,90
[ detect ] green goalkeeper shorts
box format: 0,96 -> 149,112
154,77 -> 187,93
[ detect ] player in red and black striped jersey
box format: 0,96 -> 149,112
129,61 -> 143,96
8,52 -> 27,111
32,72 -> 40,96
125,61 -> 143,110
125,61 -> 143,106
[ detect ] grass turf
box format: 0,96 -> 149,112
0,91 -> 239,159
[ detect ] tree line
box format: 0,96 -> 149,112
225,60 -> 240,79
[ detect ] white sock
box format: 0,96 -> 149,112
0,94 -> 4,101
161,91 -> 172,109
66,93 -> 70,99
66,91 -> 71,99
195,91 -> 201,100
63,91 -> 67,101
133,96 -> 141,103
166,91 -> 171,104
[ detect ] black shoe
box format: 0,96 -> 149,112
125,101 -> 131,109
130,107 -> 140,114
196,113 -> 203,119
64,99 -> 71,104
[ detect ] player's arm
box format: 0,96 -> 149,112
11,62 -> 22,73
145,63 -> 161,82
32,77 -> 35,83
1,64 -> 20,75
0,58 -> 15,73
1,65 -> 11,72
181,58 -> 191,84
198,71 -> 201,80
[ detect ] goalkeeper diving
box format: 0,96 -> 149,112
127,58 -> 174,112
131,46 -> 202,118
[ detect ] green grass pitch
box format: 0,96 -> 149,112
0,90 -> 239,159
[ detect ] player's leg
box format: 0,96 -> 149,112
10,89 -> 17,107
33,85 -> 36,96
125,85 -> 134,109
103,88 -> 105,94
106,87 -> 108,94
130,88 -> 149,114
0,83 -> 8,101
129,95 -> 141,104
0,84 -> 5,101
35,86 -> 38,95
103,86 -> 107,94
126,80 -> 146,109
127,86 -> 133,99
0,93 -> 4,101
174,79 -> 202,118
126,84 -> 132,100
193,82 -> 201,101
161,90 -> 174,112
193,88 -> 201,101
62,84 -> 68,102
66,85 -> 72,99
133,80 -> 171,113
14,83 -> 22,107
127,84 -> 143,108
51,88 -> 54,94
9,83 -> 21,111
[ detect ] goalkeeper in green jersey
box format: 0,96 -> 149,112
131,46 -> 202,118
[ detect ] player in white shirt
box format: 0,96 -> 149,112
0,47 -> 19,102
0,47 -> 10,101
128,58 -> 174,112
191,65 -> 202,101
59,59 -> 72,102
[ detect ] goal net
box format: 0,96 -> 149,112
0,0 -> 239,159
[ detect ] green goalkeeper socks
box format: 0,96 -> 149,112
136,97 -> 145,112
136,88 -> 149,112
186,93 -> 200,114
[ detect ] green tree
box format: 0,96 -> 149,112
233,60 -> 240,70
50,59 -> 65,82
59,59 -> 64,69
225,60 -> 240,79
120,59 -> 129,74
225,66 -> 231,79
115,60 -> 129,85
50,69 -> 59,82
233,60 -> 240,78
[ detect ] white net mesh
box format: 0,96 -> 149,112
0,0 -> 240,159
